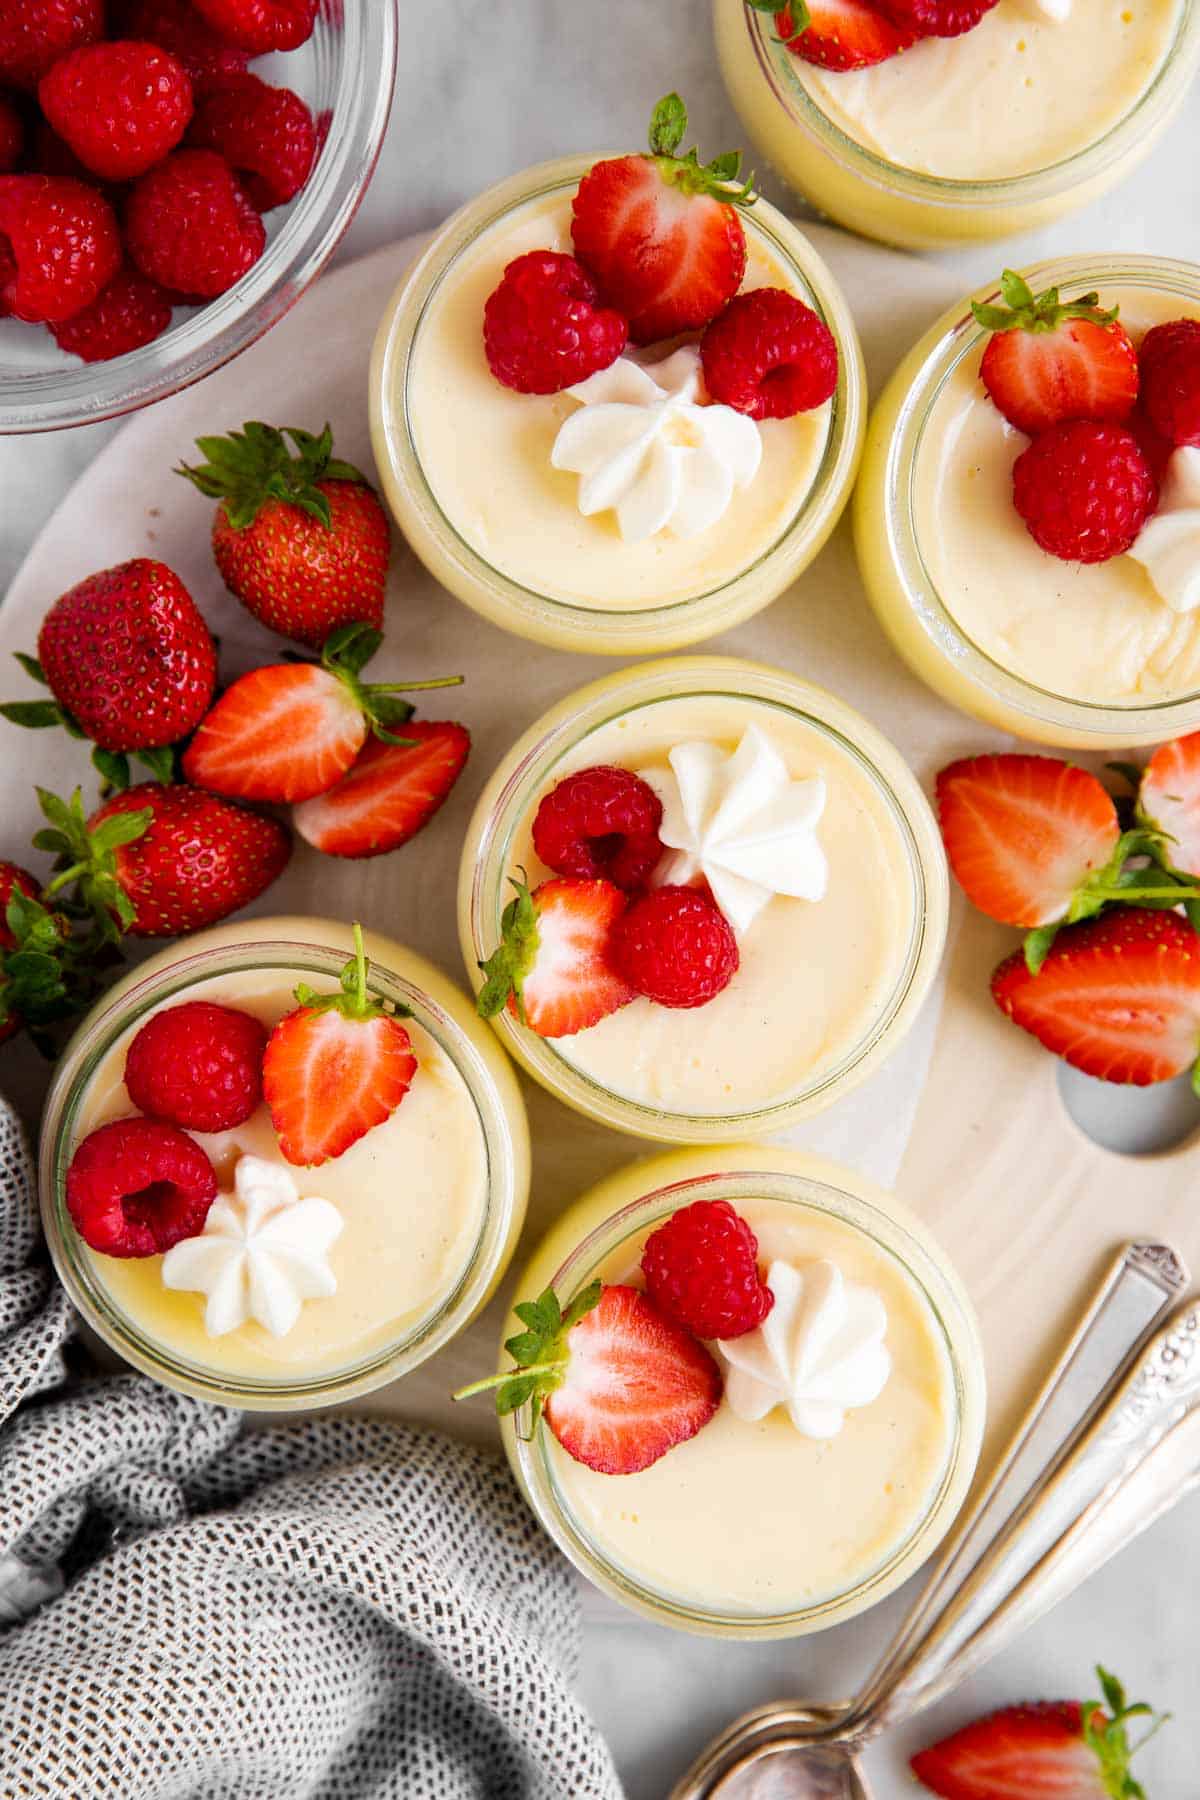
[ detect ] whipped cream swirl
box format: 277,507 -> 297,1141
161,1154 -> 342,1339
549,345 -> 762,543
718,1258 -> 891,1440
1129,446 -> 1200,613
639,725 -> 828,936
1029,0 -> 1071,19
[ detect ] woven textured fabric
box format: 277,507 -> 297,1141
0,1098 -> 623,1800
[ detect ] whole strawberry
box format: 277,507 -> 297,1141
177,422 -> 392,648
0,173 -> 120,323
39,40 -> 194,181
2,559 -> 217,771
0,0 -> 103,91
125,147 -> 264,299
186,71 -> 316,211
36,782 -> 290,938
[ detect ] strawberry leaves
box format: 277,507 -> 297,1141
36,785 -> 152,941
475,873 -> 539,1022
452,1279 -> 603,1426
1022,823 -> 1200,974
643,90 -> 756,207
2,650 -> 182,791
291,921 -> 411,1026
972,269 -> 1121,336
1082,1666 -> 1168,1800
176,420 -> 369,532
316,620 -> 461,747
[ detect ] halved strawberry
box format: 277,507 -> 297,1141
292,720 -> 470,859
992,907 -> 1200,1087
571,91 -> 750,345
770,0 -> 917,70
183,624 -> 461,805
1139,731 -> 1200,877
261,922 -> 417,1165
936,755 -> 1121,928
454,1281 -> 723,1475
973,271 -> 1140,437
475,874 -> 636,1038
911,1665 -> 1164,1800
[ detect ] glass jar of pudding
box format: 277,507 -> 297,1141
39,918 -> 531,1410
458,656 -> 948,1141
714,0 -> 1200,249
500,1145 -> 985,1638
368,156 -> 865,655
855,255 -> 1200,749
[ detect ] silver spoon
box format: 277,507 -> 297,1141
671,1241 -> 1192,1800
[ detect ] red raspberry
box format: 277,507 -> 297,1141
0,862 -> 39,950
877,0 -> 998,34
187,72 -> 315,211
125,999 -> 267,1132
1139,318 -> 1200,449
611,885 -> 739,1009
114,0 -> 249,94
50,264 -> 174,360
483,250 -> 628,395
532,765 -> 664,891
701,286 -> 838,420
66,1117 -> 218,1257
642,1199 -> 774,1340
40,41 -> 194,183
190,0 -> 317,54
1012,421 -> 1157,565
0,173 -> 120,322
125,148 -> 265,299
0,95 -> 23,173
1125,405 -> 1175,486
0,0 -> 103,92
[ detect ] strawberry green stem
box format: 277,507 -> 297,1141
42,861 -> 90,900
452,1361 -> 566,1402
350,922 -> 369,1015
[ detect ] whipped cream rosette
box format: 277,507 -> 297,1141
640,723 -> 829,935
550,346 -> 762,544
162,1154 -> 343,1338
718,1257 -> 892,1440
1129,447 -> 1200,614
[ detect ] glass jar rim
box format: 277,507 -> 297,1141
464,655 -> 947,1141
509,1161 -> 982,1636
739,1 -> 1200,211
882,254 -> 1200,740
39,935 -> 523,1410
370,156 -> 865,646
0,2 -> 399,434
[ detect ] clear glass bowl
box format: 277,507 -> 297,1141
39,921 -> 531,1410
0,0 -> 398,433
502,1146 -> 986,1638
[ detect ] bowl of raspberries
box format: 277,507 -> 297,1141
0,0 -> 398,431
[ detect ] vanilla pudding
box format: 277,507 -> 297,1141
39,920 -> 530,1408
715,0 -> 1200,247
370,158 -> 865,653
460,658 -> 948,1141
501,1148 -> 985,1636
855,256 -> 1200,748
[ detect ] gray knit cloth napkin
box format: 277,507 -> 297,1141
0,1097 -> 623,1800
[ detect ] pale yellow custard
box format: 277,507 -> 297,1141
370,159 -> 866,653
855,257 -> 1200,747
40,920 -> 530,1408
501,1148 -> 986,1636
460,658 -> 949,1142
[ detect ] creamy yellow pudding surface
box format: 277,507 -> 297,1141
505,692 -> 917,1114
916,286 -> 1200,706
545,1199 -> 956,1613
75,967 -> 489,1381
799,0 -> 1181,182
405,192 -> 832,611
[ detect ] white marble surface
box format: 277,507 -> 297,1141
2,4 -> 1199,1792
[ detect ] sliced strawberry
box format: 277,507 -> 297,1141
476,875 -> 636,1039
973,271 -> 1140,437
292,720 -> 470,859
182,624 -> 460,806
774,0 -> 917,70
1139,731 -> 1200,877
261,923 -> 417,1166
992,907 -> 1200,1086
936,755 -> 1121,929
911,1667 -> 1163,1800
571,91 -> 749,344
